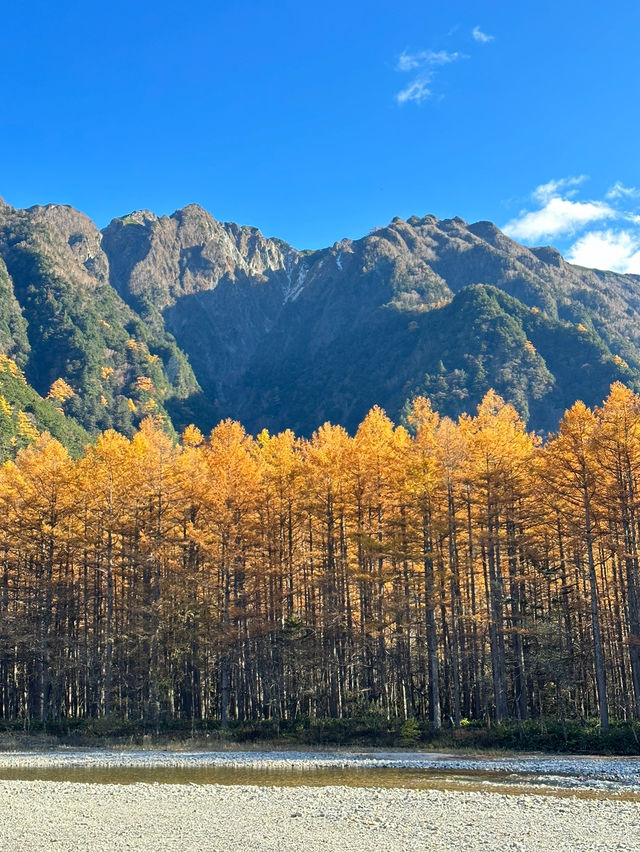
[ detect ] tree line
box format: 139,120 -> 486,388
1,382 -> 640,732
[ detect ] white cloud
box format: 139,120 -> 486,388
567,229 -> 640,274
504,197 -> 615,242
472,26 -> 494,43
421,50 -> 462,66
396,77 -> 432,104
503,176 -> 640,272
533,175 -> 588,203
396,49 -> 462,71
396,51 -> 421,72
606,181 -> 640,200
395,47 -> 465,105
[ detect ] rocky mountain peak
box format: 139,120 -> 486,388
102,203 -> 303,317
2,197 -> 640,441
37,204 -> 109,284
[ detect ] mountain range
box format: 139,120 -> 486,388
0,195 -> 638,450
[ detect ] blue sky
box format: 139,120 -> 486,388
1,1 -> 640,270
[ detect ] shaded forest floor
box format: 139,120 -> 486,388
1,716 -> 639,756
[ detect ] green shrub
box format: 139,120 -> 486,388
399,718 -> 421,747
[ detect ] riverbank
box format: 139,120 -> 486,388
1,780 -> 639,851
0,749 -> 638,792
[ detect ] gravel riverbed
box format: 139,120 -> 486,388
0,750 -> 639,850
1,780 -> 639,851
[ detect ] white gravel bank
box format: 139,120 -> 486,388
1,780 -> 639,851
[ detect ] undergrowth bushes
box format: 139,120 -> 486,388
1,714 -> 638,754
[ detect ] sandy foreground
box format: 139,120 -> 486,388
0,780 -> 639,852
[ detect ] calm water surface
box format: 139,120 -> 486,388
1,764 -> 638,801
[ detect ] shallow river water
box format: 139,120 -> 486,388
2,751 -> 640,850
0,749 -> 638,799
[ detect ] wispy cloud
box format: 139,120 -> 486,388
396,49 -> 462,71
396,78 -> 432,105
502,176 -> 640,274
606,181 -> 640,200
394,27 -> 495,106
533,175 -> 588,203
394,46 -> 466,105
472,26 -> 494,43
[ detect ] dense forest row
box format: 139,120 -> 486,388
1,377 -> 640,733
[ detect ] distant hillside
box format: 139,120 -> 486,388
0,196 -> 639,452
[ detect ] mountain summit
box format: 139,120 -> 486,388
0,199 -> 638,445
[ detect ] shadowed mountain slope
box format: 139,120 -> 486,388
0,196 -> 639,446
102,207 -> 640,435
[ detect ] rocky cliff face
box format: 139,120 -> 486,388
103,204 -> 299,311
99,208 -> 640,434
0,202 -> 200,436
101,205 -> 306,409
0,198 -> 638,441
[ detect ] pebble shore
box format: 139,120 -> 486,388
1,780 -> 640,851
0,750 -> 639,850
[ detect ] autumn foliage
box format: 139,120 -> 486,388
1,384 -> 640,731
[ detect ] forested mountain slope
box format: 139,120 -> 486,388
0,196 -> 639,445
97,207 -> 640,435
0,200 -> 200,438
